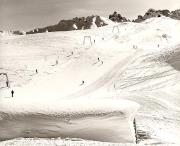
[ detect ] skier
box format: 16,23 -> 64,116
98,58 -> 100,62
36,69 -> 38,74
94,40 -> 95,43
82,80 -> 85,85
11,90 -> 14,97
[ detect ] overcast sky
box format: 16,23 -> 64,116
0,0 -> 179,31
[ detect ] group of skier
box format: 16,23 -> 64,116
7,46 -> 104,98
5,80 -> 14,97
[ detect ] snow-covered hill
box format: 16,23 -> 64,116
0,16 -> 180,145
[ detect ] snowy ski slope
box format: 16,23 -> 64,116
0,16 -> 180,145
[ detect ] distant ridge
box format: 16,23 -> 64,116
133,8 -> 180,22
1,9 -> 180,35
26,15 -> 108,35
24,9 -> 180,35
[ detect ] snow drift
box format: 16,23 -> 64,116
0,99 -> 139,143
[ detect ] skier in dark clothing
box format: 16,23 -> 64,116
11,90 -> 14,97
98,58 -> 100,62
36,69 -> 38,74
82,80 -> 85,85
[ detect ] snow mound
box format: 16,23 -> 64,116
0,99 -> 139,142
0,99 -> 139,116
100,16 -> 116,25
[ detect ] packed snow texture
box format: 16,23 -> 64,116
0,16 -> 180,145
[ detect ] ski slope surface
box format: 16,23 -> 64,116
0,16 -> 180,145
